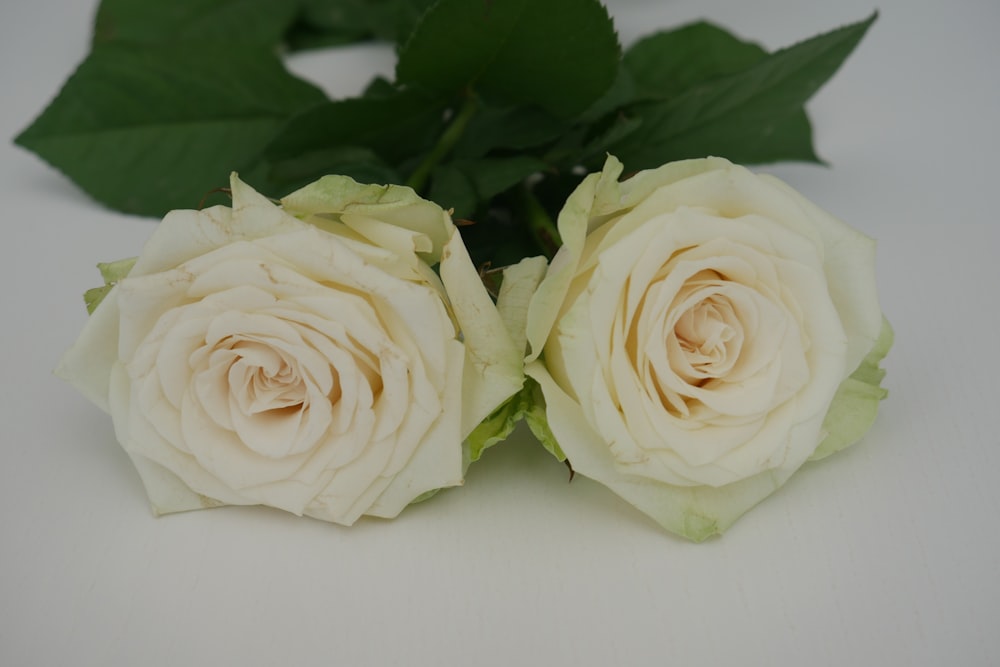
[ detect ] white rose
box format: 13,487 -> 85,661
58,174 -> 523,525
525,156 -> 891,541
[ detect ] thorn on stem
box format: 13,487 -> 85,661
563,458 -> 575,482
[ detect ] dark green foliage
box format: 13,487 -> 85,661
16,0 -> 875,265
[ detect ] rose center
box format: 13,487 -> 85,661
230,340 -> 310,415
673,295 -> 740,379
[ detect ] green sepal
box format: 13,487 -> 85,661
522,377 -> 565,461
84,257 -> 136,314
97,257 -> 137,284
407,488 -> 441,504
464,386 -> 527,465
812,315 -> 893,460
464,376 -> 565,465
83,286 -> 114,315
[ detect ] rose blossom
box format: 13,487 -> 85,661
58,174 -> 523,525
524,156 -> 891,541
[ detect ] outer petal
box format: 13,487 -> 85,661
365,339 -> 467,518
109,361 -> 253,513
528,360 -> 796,542
55,286 -> 123,412
128,453 -> 224,515
129,175 -> 306,278
525,159 -> 623,361
614,156 -> 733,212
439,227 -> 524,438
497,255 -> 548,356
758,174 -> 883,373
280,175 -> 453,265
812,316 -> 893,460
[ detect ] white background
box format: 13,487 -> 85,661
2,0 -> 998,665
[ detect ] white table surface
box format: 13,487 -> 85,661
2,1 -> 998,665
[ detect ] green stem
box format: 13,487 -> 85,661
405,94 -> 478,194
516,185 -> 562,259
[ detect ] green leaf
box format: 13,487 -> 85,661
397,0 -> 620,118
624,21 -> 768,100
577,114 -> 645,166
263,91 -> 445,177
609,13 -> 876,167
609,107 -> 820,168
812,316 -> 893,460
15,43 -> 326,216
361,76 -> 398,99
453,104 -> 568,159
576,63 -> 638,123
286,0 -> 436,50
93,0 -> 299,46
254,147 -> 402,196
465,156 -> 548,200
429,156 -> 546,218
536,67 -> 641,171
458,207 -> 536,269
429,164 -> 477,219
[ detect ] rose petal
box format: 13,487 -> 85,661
440,227 -> 524,438
365,339 -> 467,519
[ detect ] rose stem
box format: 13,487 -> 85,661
405,93 -> 478,195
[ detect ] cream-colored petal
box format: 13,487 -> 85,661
127,176 -> 305,279
55,286 -> 123,412
543,292 -> 597,405
497,255 -> 548,356
529,359 -> 801,542
525,161 -> 622,361
341,212 -> 433,258
305,472 -> 393,526
366,339 -> 467,519
127,452 -> 226,515
176,385 -> 315,496
439,227 -> 524,438
111,363 -> 251,508
280,174 -> 453,264
758,174 -> 882,373
297,421 -> 397,524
